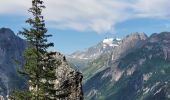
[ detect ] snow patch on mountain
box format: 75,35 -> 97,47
103,38 -> 114,45
103,38 -> 121,48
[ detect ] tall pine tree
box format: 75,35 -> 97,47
10,0 -> 59,99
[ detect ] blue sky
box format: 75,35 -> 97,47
1,0 -> 170,54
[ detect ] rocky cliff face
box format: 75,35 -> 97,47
55,52 -> 83,100
0,28 -> 83,99
111,32 -> 147,61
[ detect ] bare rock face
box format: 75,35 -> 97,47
111,32 -> 147,61
55,52 -> 83,100
148,32 -> 170,61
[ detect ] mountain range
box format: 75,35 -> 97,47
67,37 -> 121,71
68,32 -> 170,100
0,27 -> 170,100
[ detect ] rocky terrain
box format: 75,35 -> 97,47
55,52 -> 83,100
0,28 -> 83,99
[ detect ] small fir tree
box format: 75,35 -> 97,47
10,0 -> 59,99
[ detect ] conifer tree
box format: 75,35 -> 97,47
10,0 -> 58,99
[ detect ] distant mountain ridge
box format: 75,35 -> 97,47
0,28 -> 26,97
68,38 -> 121,60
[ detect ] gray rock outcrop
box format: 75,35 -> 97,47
55,52 -> 83,100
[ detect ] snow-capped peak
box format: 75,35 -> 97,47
103,38 -> 114,46
103,38 -> 120,48
68,37 -> 121,60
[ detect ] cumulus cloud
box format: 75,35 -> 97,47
0,0 -> 170,33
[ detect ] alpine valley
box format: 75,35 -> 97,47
68,32 -> 170,100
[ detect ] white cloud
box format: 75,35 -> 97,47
133,0 -> 170,18
0,0 -> 31,15
0,0 -> 170,33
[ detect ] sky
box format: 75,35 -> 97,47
1,0 -> 170,54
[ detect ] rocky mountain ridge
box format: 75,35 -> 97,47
68,38 -> 121,60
